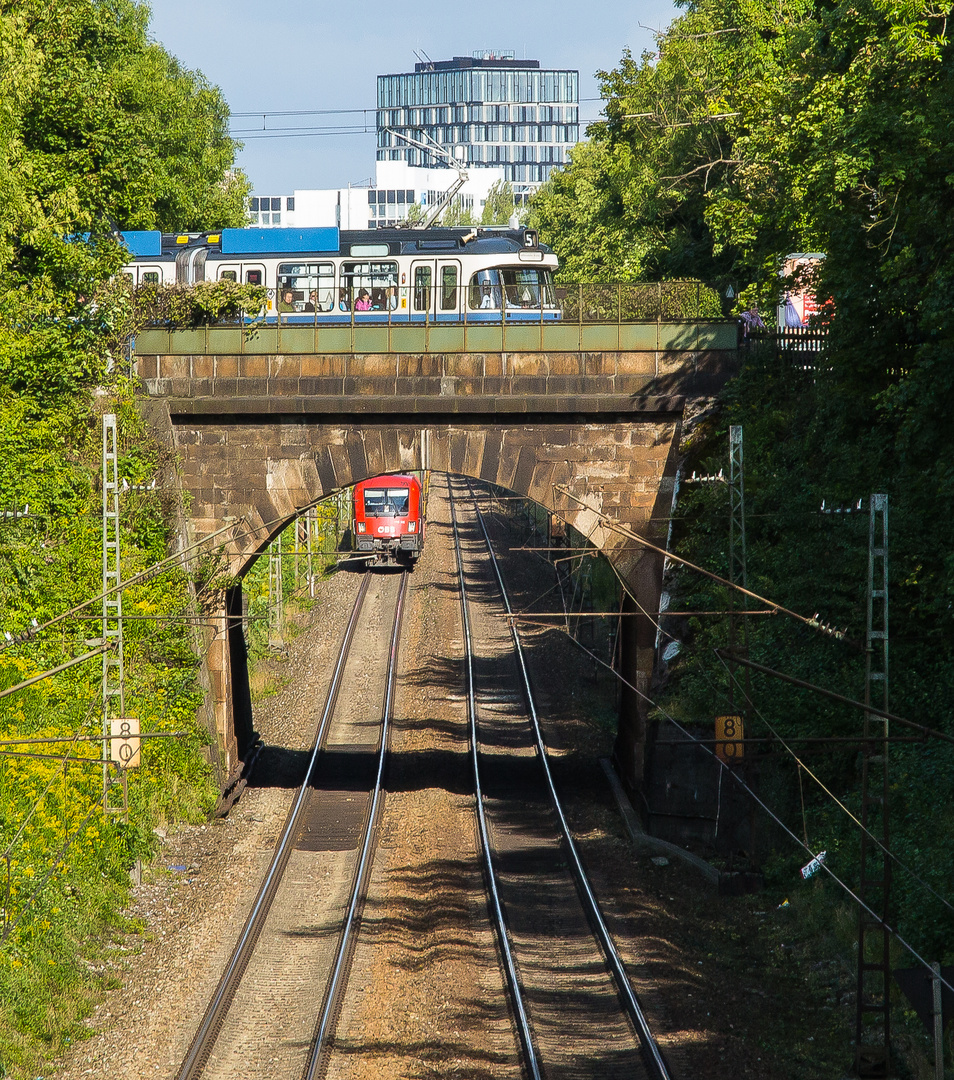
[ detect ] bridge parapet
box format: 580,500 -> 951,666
135,321 -> 737,417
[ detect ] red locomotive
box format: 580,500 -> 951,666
351,473 -> 426,566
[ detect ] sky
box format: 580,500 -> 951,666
143,0 -> 680,195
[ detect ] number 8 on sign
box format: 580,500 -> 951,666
111,717 -> 141,769
715,715 -> 744,763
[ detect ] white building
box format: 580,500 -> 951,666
249,160 -> 508,230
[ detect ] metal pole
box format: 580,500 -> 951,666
307,506 -> 316,598
855,493 -> 891,1077
101,415 -> 125,809
932,963 -> 944,1080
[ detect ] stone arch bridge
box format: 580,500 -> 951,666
133,319 -> 739,801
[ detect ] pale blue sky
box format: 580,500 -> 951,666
143,0 -> 679,194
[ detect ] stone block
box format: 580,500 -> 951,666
239,355 -> 269,379
616,351 -> 658,375
298,354 -> 345,377
159,355 -> 190,379
343,377 -> 396,396
398,354 -> 440,377
446,354 -> 484,377
135,356 -> 157,380
545,352 -> 585,376
509,353 -> 546,376
351,353 -> 396,377
213,356 -> 239,378
484,354 -> 504,377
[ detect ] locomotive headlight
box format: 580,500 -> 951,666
407,521 -> 416,532
356,522 -> 366,533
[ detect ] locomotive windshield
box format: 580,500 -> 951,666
363,487 -> 410,517
468,267 -> 556,310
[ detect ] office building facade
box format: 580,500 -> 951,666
376,51 -> 579,197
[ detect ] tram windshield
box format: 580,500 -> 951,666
363,487 -> 410,517
468,267 -> 556,310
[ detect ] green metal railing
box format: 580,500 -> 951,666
133,281 -> 737,356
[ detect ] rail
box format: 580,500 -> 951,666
303,570 -> 408,1078
466,479 -> 674,1080
449,477 -> 542,1080
175,572 -> 378,1079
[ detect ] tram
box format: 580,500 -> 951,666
120,225 -> 559,323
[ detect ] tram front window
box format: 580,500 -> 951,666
363,488 -> 409,517
468,267 -> 556,309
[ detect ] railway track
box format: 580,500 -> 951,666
449,475 -> 673,1080
175,568 -> 408,1080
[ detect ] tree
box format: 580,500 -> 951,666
480,180 -> 516,226
0,0 -> 250,394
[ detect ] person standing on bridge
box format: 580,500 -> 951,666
740,303 -> 765,342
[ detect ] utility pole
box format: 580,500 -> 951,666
101,414 -> 125,811
855,494 -> 891,1077
727,425 -> 750,708
268,536 -> 284,649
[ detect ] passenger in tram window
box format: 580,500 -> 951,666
354,289 -> 372,311
339,287 -> 350,311
370,287 -> 386,310
279,287 -> 296,313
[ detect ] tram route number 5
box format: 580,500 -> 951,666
715,715 -> 744,763
110,717 -> 141,769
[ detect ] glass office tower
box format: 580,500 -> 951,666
377,51 -> 579,197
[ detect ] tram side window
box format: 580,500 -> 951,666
245,269 -> 263,286
440,265 -> 458,310
414,266 -> 432,311
342,261 -> 398,312
218,269 -> 238,282
140,270 -> 159,286
276,262 -> 336,312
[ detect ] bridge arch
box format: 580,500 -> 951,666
160,417 -> 679,796
136,326 -> 737,797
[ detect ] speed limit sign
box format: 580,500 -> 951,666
110,717 -> 141,769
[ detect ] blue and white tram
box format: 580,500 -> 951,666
121,226 -> 560,322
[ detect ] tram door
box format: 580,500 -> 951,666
410,260 -> 462,320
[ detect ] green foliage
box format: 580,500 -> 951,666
0,3 -> 247,1072
0,388 -> 217,1076
132,280 -> 268,327
440,198 -> 478,227
542,2 -> 954,1046
0,1 -> 249,398
480,180 -> 516,226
